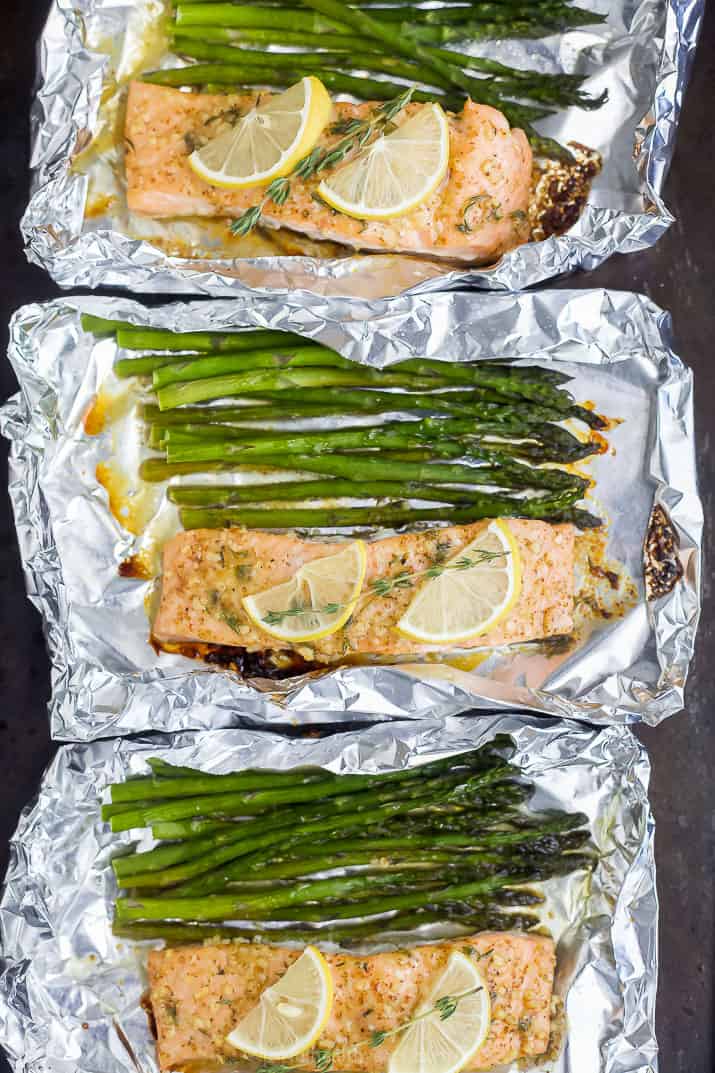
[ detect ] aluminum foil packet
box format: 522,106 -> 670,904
0,288 -> 701,739
0,715 -> 658,1073
22,0 -> 703,299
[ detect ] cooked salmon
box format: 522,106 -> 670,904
147,932 -> 555,1072
125,81 -> 533,263
152,519 -> 574,661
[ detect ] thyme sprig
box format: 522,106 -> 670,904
231,89 -> 414,237
256,984 -> 484,1073
456,194 -> 502,234
261,548 -> 508,627
367,985 -> 484,1049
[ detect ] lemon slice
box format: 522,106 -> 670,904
242,540 -> 367,643
389,952 -> 491,1073
227,946 -> 333,1060
189,76 -> 332,190
397,520 -> 522,645
316,102 -> 450,220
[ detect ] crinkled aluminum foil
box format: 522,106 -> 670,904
0,288 -> 701,739
22,0 -> 703,299
0,716 -> 657,1073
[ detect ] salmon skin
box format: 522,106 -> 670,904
153,519 -> 575,661
147,932 -> 555,1072
125,81 -> 532,263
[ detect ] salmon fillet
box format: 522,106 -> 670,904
125,81 -> 532,263
153,519 -> 574,661
147,932 -> 555,1072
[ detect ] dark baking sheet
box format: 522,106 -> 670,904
0,3 -> 713,1070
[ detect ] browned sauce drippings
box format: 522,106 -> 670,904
644,504 -> 684,599
119,554 -> 154,581
529,143 -> 602,241
574,528 -> 637,625
152,638 -> 320,680
83,395 -> 109,436
588,559 -> 620,591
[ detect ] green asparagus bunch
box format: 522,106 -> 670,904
107,740 -> 593,943
82,314 -> 604,531
148,1 -> 607,164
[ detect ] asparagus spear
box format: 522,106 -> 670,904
120,779 -> 520,891
156,368 -> 439,409
163,421 -> 596,466
81,314 -> 135,337
146,758 -> 207,777
109,765 -> 469,831
115,771 -> 516,885
110,749 -> 510,829
112,763 -> 511,877
120,782 -> 530,888
233,813 -> 590,875
115,855 -> 592,923
116,327 -> 308,352
141,389 -> 572,423
159,412 -> 594,455
167,479 -> 543,508
151,347 -> 354,388
173,37 -> 453,89
168,806 -> 540,897
165,473 -> 585,507
152,818 -> 242,840
138,445 -> 502,482
171,34 -> 601,111
112,905 -> 539,945
147,390 -> 602,430
161,451 -> 585,494
116,346 -> 325,379
143,64 -> 462,110
289,0 -> 571,157
174,3 -> 604,39
179,491 -> 599,531
109,766 -> 331,803
116,354 -> 205,378
166,23 -> 554,83
172,32 -> 602,111
144,402 -> 341,424
169,24 -> 600,109
167,832 -> 590,889
257,887 -> 546,922
112,824 -> 260,880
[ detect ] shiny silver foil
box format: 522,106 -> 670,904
22,0 -> 703,299
0,289 -> 702,738
0,717 -> 658,1073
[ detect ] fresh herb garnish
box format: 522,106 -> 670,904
231,89 -> 414,236
312,1046 -> 335,1072
257,986 -> 482,1073
457,195 -> 502,233
261,549 -> 508,627
366,985 -> 484,1048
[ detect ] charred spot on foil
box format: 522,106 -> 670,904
645,504 -> 683,600
529,144 -> 602,242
